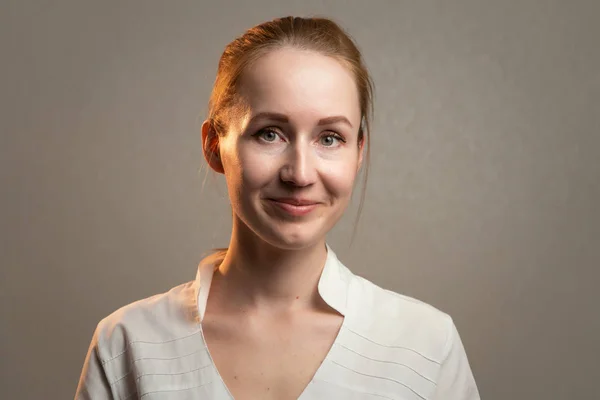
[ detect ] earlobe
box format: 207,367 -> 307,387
201,120 -> 224,174
357,137 -> 365,172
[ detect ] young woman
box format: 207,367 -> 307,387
76,16 -> 480,400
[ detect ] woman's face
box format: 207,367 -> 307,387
216,47 -> 363,250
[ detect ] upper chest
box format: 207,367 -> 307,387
117,305 -> 443,400
201,308 -> 344,400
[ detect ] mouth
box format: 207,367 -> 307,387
266,198 -> 319,217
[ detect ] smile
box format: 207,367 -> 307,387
266,199 -> 319,216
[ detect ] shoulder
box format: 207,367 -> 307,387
348,273 -> 454,364
91,280 -> 200,362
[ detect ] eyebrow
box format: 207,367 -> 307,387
247,112 -> 354,128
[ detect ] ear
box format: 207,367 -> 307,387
357,135 -> 365,172
201,119 -> 224,174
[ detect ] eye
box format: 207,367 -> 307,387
320,132 -> 346,147
254,127 -> 283,143
253,127 -> 279,143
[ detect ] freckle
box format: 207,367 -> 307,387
234,376 -> 237,380
267,387 -> 270,391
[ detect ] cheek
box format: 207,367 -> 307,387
322,158 -> 359,197
237,148 -> 277,191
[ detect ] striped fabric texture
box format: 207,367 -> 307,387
75,244 -> 480,399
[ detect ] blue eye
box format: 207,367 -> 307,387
255,128 -> 281,142
253,128 -> 345,148
320,133 -> 345,147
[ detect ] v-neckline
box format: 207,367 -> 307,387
196,264 -> 348,399
199,310 -> 347,399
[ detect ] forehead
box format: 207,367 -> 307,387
236,47 -> 360,122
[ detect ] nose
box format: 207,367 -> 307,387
279,140 -> 316,187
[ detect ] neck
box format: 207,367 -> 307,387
212,216 -> 328,315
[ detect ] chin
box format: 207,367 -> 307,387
238,199 -> 339,251
250,214 -> 326,251
260,224 -> 324,251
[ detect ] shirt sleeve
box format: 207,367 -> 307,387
432,319 -> 481,399
74,324 -> 114,400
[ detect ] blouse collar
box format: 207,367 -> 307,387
194,242 -> 352,321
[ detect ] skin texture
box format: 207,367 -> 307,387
199,46 -> 366,400
201,46 -> 364,313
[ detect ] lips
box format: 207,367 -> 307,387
269,197 -> 319,206
266,198 -> 319,216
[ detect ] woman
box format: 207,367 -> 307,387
76,16 -> 480,400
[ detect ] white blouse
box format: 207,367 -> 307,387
75,244 -> 480,399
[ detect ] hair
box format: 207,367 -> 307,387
203,16 -> 374,258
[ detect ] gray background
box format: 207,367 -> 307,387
1,1 -> 599,399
